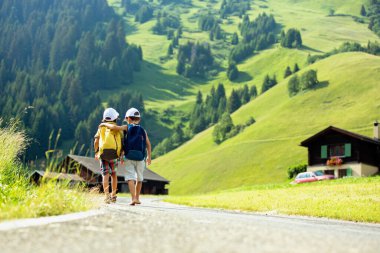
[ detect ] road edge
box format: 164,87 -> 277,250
0,208 -> 105,231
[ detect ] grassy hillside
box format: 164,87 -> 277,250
101,0 -> 379,145
151,52 -> 380,195
108,0 -> 378,110
103,1 -> 380,194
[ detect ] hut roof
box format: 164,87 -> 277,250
31,170 -> 85,182
300,126 -> 380,147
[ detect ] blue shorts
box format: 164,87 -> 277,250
100,159 -> 118,176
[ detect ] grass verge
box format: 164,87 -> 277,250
0,121 -> 98,221
164,177 -> 380,223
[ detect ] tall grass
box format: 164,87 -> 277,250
0,120 -> 96,221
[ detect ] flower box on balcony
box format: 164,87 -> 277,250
326,156 -> 343,166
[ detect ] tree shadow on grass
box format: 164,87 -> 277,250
311,80 -> 330,90
129,61 -> 202,102
301,45 -> 324,54
235,71 -> 253,83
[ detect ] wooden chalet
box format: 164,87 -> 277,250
57,154 -> 169,194
300,123 -> 380,178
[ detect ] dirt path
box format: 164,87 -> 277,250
1,197 -> 380,253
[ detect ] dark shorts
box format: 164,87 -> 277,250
100,159 -> 118,176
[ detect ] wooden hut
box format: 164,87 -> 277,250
58,155 -> 169,194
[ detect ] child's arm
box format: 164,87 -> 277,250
94,136 -> 99,160
99,123 -> 128,131
145,131 -> 152,166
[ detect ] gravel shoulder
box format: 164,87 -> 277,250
1,197 -> 379,253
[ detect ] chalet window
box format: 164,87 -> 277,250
330,144 -> 345,157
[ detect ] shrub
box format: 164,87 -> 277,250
212,113 -> 234,144
287,74 -> 300,96
287,164 -> 307,179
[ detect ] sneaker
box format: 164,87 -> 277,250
104,195 -> 111,204
111,195 -> 117,203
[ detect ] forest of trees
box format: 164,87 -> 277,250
220,0 -> 251,19
367,0 -> 380,37
198,14 -> 218,31
0,0 -> 144,160
152,11 -> 181,35
121,0 -> 154,23
153,83 -> 257,156
229,13 -> 278,63
176,41 -> 214,78
189,83 -> 256,134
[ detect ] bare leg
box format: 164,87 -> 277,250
111,172 -> 118,197
128,180 -> 137,205
102,173 -> 110,203
135,181 -> 143,204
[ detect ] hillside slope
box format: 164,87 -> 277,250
151,52 -> 380,195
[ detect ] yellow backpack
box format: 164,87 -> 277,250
99,124 -> 122,161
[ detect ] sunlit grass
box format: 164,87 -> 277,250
165,177 -> 380,223
0,121 -> 98,221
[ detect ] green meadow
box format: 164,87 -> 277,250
165,176 -> 380,223
106,0 -> 378,112
152,52 -> 380,194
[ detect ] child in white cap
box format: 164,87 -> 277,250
94,108 -> 122,204
100,107 -> 152,205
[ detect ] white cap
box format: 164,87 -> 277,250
103,108 -> 119,121
125,108 -> 141,118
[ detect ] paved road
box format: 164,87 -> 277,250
1,197 -> 380,253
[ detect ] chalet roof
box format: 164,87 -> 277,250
300,126 -> 380,147
67,155 -> 170,183
31,170 -> 85,182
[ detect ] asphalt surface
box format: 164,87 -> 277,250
1,197 -> 380,253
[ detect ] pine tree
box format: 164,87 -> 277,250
231,32 -> 239,45
293,63 -> 300,73
250,85 -> 257,98
177,26 -> 183,38
360,5 -> 367,16
284,66 -> 292,78
167,43 -> 174,56
287,75 -> 300,96
228,89 -> 241,113
216,83 -> 226,103
241,84 -> 250,104
176,53 -> 186,74
196,90 -> 203,104
227,62 -> 239,81
261,74 -> 271,93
